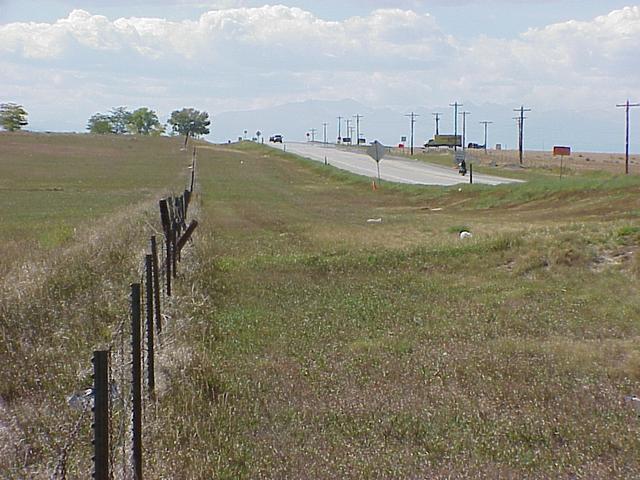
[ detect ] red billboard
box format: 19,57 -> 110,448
553,146 -> 571,156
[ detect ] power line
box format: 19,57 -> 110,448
459,111 -> 471,151
432,112 -> 442,136
616,100 -> 640,175
449,102 -> 462,150
479,121 -> 493,152
336,116 -> 343,142
322,122 -> 328,145
354,114 -> 363,146
345,119 -> 352,144
309,128 -> 317,142
405,112 -> 420,155
513,106 -> 531,165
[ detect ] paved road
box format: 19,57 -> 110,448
273,142 -> 521,186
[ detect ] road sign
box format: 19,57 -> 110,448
367,141 -> 386,163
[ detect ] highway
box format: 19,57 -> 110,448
273,142 -> 522,186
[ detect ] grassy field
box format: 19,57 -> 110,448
0,132 -> 190,478
2,134 -> 640,478
0,132 -> 190,251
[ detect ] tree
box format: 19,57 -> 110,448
87,113 -> 114,134
128,107 -> 162,135
0,103 -> 28,131
168,108 -> 210,147
109,106 -> 132,135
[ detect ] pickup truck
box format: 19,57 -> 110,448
269,134 -> 283,143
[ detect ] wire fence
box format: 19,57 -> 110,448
50,148 -> 200,480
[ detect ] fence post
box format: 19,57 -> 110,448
172,221 -> 178,272
183,189 -> 191,217
92,350 -> 109,480
190,150 -> 196,192
176,220 -> 199,256
469,163 -> 473,184
159,200 -> 172,297
145,255 -> 155,397
150,236 -> 162,333
131,283 -> 143,480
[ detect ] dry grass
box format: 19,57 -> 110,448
146,141 -> 640,478
3,135 -> 640,478
0,132 -> 189,478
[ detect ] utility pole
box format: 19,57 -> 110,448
450,102 -> 462,150
354,114 -> 363,145
432,112 -> 442,136
514,106 -> 531,165
405,112 -> 420,155
336,116 -> 343,142
616,100 -> 640,174
459,111 -> 471,151
479,121 -> 493,152
345,119 -> 352,144
322,122 -> 328,145
309,128 -> 317,143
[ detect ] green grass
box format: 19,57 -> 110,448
149,141 -> 640,478
0,132 -> 189,248
2,136 -> 640,479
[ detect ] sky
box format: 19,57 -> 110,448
1,1 -> 639,152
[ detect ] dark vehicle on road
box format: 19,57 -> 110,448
458,159 -> 467,176
269,134 -> 283,143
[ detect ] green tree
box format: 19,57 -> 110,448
109,106 -> 132,135
128,107 -> 162,135
0,103 -> 28,131
168,108 -> 210,147
87,113 -> 114,134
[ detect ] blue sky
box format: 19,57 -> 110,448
1,1 -> 639,152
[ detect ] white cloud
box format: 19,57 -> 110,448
0,4 -> 639,133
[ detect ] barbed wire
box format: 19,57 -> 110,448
50,399 -> 90,480
51,164 -> 198,479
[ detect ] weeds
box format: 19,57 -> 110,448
3,136 -> 640,478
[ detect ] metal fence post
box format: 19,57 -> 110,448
92,350 -> 109,480
131,283 -> 143,480
145,255 -> 155,397
150,236 -> 162,333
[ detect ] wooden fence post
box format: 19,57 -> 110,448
159,200 -> 172,297
172,221 -> 178,273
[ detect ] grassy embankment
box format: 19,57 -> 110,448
0,132 -> 190,477
2,134 -> 640,478
152,142 -> 640,478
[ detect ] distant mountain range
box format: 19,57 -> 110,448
210,98 -> 631,154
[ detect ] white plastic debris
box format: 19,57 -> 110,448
625,395 -> 640,413
367,218 -> 383,223
459,231 -> 473,240
67,388 -> 93,411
